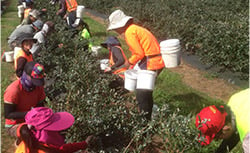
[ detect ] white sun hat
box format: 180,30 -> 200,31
107,9 -> 133,31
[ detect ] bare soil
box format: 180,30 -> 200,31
85,11 -> 241,103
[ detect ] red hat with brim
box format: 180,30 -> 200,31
195,105 -> 227,145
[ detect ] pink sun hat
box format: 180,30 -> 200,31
25,107 -> 75,131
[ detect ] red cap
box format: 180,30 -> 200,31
195,105 -> 227,145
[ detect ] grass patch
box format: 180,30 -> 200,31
1,0 -> 20,152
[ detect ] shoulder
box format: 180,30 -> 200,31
4,80 -> 21,102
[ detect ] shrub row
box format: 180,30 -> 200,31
82,0 -> 249,79
34,0 -> 219,152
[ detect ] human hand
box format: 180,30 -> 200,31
104,67 -> 111,72
85,135 -> 97,147
41,8 -> 47,12
58,43 -> 63,48
63,14 -> 68,19
129,65 -> 134,69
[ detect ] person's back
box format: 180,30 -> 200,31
8,24 -> 35,47
125,24 -> 164,70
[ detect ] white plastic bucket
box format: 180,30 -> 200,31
100,59 -> 109,70
124,69 -> 138,91
5,51 -> 14,62
17,5 -> 24,17
161,49 -> 181,68
136,70 -> 156,90
160,39 -> 181,68
76,5 -> 85,18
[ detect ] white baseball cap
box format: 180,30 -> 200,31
107,9 -> 133,31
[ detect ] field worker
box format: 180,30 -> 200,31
73,19 -> 92,50
23,0 -> 34,19
17,0 -> 26,23
15,107 -> 96,153
107,9 -> 165,120
14,33 -> 37,78
19,9 -> 40,26
4,61 -> 46,138
101,36 -> 128,79
8,19 -> 43,50
30,21 -> 55,58
196,88 -> 250,153
56,0 -> 78,28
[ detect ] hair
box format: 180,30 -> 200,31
215,104 -> 232,124
18,124 -> 59,153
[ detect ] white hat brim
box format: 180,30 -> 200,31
107,16 -> 133,31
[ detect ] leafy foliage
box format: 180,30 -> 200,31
32,0 -> 234,152
82,0 -> 249,79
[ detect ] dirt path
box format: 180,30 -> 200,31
85,11 -> 240,103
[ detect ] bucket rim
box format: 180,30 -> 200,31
125,69 -> 138,79
137,70 -> 156,75
5,51 -> 14,55
100,59 -> 109,63
160,39 -> 180,47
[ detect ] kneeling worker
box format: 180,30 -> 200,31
196,88 -> 250,153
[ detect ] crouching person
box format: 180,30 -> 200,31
15,107 -> 96,153
196,89 -> 250,153
101,36 -> 128,79
4,61 -> 46,138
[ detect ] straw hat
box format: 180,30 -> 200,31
107,9 -> 133,31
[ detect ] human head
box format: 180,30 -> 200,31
32,19 -> 44,31
23,61 -> 45,86
195,105 -> 233,145
107,9 -> 133,34
101,36 -> 121,49
25,0 -> 34,8
29,9 -> 40,22
42,21 -> 55,35
20,33 -> 37,50
25,107 -> 75,146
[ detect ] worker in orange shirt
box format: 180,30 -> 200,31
56,0 -> 78,28
107,9 -> 165,120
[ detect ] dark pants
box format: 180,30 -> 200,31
136,89 -> 153,120
67,11 -> 76,29
135,68 -> 163,120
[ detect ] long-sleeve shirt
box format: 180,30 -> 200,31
8,24 -> 35,45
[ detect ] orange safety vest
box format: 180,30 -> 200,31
125,24 -> 165,70
15,142 -> 46,153
14,49 -> 33,70
65,0 -> 78,12
24,8 -> 31,19
109,46 -> 128,79
15,123 -> 46,153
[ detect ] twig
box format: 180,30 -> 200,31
123,125 -> 148,153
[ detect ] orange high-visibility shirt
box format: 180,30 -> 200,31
109,46 -> 128,76
65,0 -> 78,12
125,24 -> 164,70
24,8 -> 31,18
